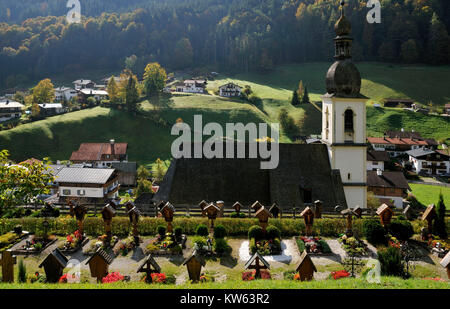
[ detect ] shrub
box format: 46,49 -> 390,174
191,236 -> 207,249
378,246 -> 407,278
319,239 -> 332,253
214,238 -> 232,255
390,219 -> 414,241
157,225 -> 166,237
248,225 -> 263,240
266,225 -> 281,240
230,212 -> 246,218
213,225 -> 227,239
363,220 -> 387,246
18,259 -> 26,283
196,224 -> 209,237
174,227 -> 183,238
433,193 -> 447,239
296,238 -> 306,253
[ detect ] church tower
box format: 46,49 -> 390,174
321,1 -> 367,208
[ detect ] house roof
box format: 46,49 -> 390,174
153,143 -> 347,210
367,150 -> 390,162
54,87 -> 73,92
55,168 -> 115,184
137,254 -> 161,273
406,148 -> 446,159
244,252 -> 270,270
219,82 -> 241,89
85,248 -> 113,265
70,142 -> 128,161
367,137 -> 428,146
73,79 -> 93,85
296,250 -> 317,272
0,100 -> 24,108
80,89 -> 108,96
367,171 -> 410,190
39,248 -> 68,268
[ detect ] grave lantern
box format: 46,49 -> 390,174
440,251 -> 450,279
300,207 -> 315,236
233,202 -> 243,215
251,201 -> 263,213
125,201 -> 141,243
137,254 -> 161,283
421,204 -> 436,235
269,203 -> 280,218
254,207 -> 272,234
198,200 -> 208,217
314,200 -> 323,218
403,205 -> 415,221
85,248 -> 113,282
101,204 -> 116,246
216,200 -> 225,217
296,251 -> 317,281
38,248 -> 68,283
244,252 -> 270,279
0,250 -> 17,283
376,204 -> 394,229
204,203 -> 220,231
159,202 -> 176,233
182,251 -> 206,282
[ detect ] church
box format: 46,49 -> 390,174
154,2 -> 367,210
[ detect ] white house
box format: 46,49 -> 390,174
0,100 -> 24,122
366,150 -> 390,171
176,80 -> 207,93
79,89 -> 109,101
55,167 -> 120,202
72,79 -> 95,90
38,103 -> 66,116
406,148 -> 450,176
219,83 -> 242,97
54,87 -> 78,102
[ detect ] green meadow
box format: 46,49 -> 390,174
409,183 -> 450,208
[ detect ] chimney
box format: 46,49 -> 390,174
376,169 -> 382,176
110,139 -> 115,156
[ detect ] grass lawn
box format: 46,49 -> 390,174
0,277 -> 448,289
409,184 -> 450,208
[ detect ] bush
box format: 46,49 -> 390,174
230,212 -> 246,218
196,224 -> 209,237
248,225 -> 263,240
157,225 -> 166,237
214,238 -> 232,255
363,220 -> 387,246
378,246 -> 407,278
266,225 -> 281,240
174,227 -> 183,238
191,236 -> 207,249
319,239 -> 332,254
213,225 -> 227,239
390,219 -> 414,241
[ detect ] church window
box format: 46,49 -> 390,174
344,109 -> 354,132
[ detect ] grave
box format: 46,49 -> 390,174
137,254 -> 161,283
244,252 -> 270,279
86,248 -> 113,282
300,206 -> 315,236
204,203 -> 220,232
296,251 -> 317,281
376,204 -> 394,229
269,203 -> 280,218
38,248 -> 69,283
421,204 -> 436,236
101,203 -> 116,247
0,250 -> 16,283
125,201 -> 141,244
160,201 -> 176,233
254,206 -> 272,234
233,202 -> 243,215
314,200 -> 323,218
198,200 -> 208,217
251,201 -> 263,213
183,251 -> 206,282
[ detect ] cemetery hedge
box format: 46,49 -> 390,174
0,217 -> 448,238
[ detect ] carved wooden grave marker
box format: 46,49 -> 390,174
159,202 -> 176,233
376,204 -> 394,229
0,250 -> 16,283
254,206 -> 272,234
126,201 -> 141,243
85,248 -> 113,282
233,202 -> 243,216
182,251 -> 205,282
38,248 -> 69,283
314,200 -> 323,218
421,204 -> 436,235
244,252 -> 270,279
137,254 -> 161,283
296,251 -> 317,281
269,203 -> 280,218
300,206 -> 315,236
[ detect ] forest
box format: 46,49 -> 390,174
0,0 -> 449,89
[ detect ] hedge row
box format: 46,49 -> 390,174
0,217 -> 448,237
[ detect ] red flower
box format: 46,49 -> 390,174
102,272 -> 124,284
59,274 -> 68,283
331,270 -> 350,280
67,235 -> 74,243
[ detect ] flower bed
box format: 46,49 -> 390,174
145,233 -> 184,256
113,236 -> 139,256
296,236 -> 332,255
242,270 -> 271,281
330,270 -> 350,280
59,230 -> 88,253
83,235 -> 118,255
249,238 -> 281,255
102,272 -> 124,284
11,234 -> 57,255
338,235 -> 369,256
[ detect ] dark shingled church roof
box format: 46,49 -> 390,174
153,143 -> 347,210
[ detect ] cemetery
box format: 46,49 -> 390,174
0,199 -> 448,289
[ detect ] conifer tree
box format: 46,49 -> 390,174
291,89 -> 300,106
433,192 -> 447,238
301,86 -> 310,104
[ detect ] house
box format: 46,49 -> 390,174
367,137 -> 430,157
78,89 -> 109,102
176,80 -> 207,93
219,83 -> 242,97
102,76 -> 124,85
70,140 -> 128,167
366,150 -> 390,171
153,143 -> 348,211
54,87 -> 78,102
406,148 -> 450,176
382,98 -> 414,108
54,167 -> 120,203
111,162 -> 137,187
38,103 -> 66,116
384,130 -> 438,149
0,100 -> 23,122
72,79 -> 95,90
367,170 -> 410,208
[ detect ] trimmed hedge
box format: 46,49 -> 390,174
0,217 -> 447,237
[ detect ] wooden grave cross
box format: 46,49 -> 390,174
245,252 -> 270,279
0,250 -> 17,283
137,254 -> 161,283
